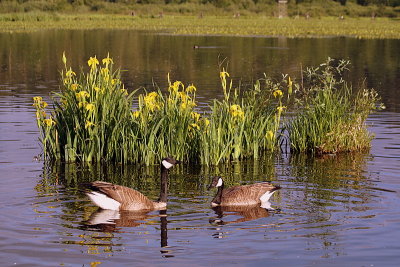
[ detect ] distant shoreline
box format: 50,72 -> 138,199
1,14 -> 399,39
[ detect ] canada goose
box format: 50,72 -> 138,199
208,176 -> 280,208
84,157 -> 180,211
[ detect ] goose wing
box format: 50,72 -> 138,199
222,182 -> 278,206
88,181 -> 154,210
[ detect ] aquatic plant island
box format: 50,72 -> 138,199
33,54 -> 383,165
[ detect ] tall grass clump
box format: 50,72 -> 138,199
285,58 -> 384,155
200,70 -> 286,165
34,53 -> 134,163
33,54 -> 286,165
128,78 -> 204,165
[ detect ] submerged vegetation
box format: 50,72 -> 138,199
33,55 -> 383,166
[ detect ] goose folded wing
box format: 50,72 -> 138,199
89,181 -> 152,206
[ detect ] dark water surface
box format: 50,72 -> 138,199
0,30 -> 399,266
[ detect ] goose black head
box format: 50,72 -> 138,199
161,157 -> 181,170
208,176 -> 224,190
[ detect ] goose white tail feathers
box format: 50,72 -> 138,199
86,191 -> 121,211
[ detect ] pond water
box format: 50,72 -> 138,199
0,30 -> 399,266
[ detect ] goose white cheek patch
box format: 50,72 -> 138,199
216,178 -> 223,187
162,160 -> 174,169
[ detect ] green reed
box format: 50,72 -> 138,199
33,55 -> 382,165
284,58 -> 383,155
34,53 -> 134,162
199,70 -> 285,165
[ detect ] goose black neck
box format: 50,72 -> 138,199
159,165 -> 169,203
212,182 -> 224,205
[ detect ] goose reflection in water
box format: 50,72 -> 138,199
81,209 -> 173,257
209,204 -> 272,226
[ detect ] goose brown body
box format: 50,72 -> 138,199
85,157 -> 180,211
86,181 -> 166,210
209,176 -> 280,207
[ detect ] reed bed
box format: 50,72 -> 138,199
33,55 -> 382,165
284,58 -> 384,155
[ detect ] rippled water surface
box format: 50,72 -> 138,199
0,31 -> 399,266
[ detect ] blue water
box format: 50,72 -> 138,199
0,31 -> 399,266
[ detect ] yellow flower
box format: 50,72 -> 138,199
169,81 -> 183,93
111,79 -> 118,85
229,104 -> 244,119
203,118 -> 210,127
102,55 -> 113,66
266,130 -> 274,140
43,118 -> 55,127
33,96 -> 47,108
186,84 -> 197,93
273,90 -> 283,98
76,91 -> 90,99
78,101 -> 87,108
132,111 -> 140,118
191,112 -> 200,121
70,84 -> 79,91
88,56 -> 99,69
41,101 -> 48,108
147,92 -> 158,99
36,110 -> 47,119
100,68 -> 109,76
66,69 -> 76,77
121,88 -> 128,95
277,106 -> 286,113
33,96 -> 43,103
144,92 -> 160,112
173,81 -> 183,90
189,123 -> 200,131
94,87 -> 101,92
85,103 -> 95,112
178,91 -> 188,102
220,70 -> 230,79
180,102 -> 187,110
85,120 -> 96,129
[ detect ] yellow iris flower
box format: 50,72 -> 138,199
277,106 -> 286,112
76,91 -> 90,99
273,90 -> 283,98
88,56 -> 99,69
85,103 -> 95,112
43,118 -> 55,127
229,104 -> 244,119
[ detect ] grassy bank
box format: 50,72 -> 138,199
0,13 -> 399,39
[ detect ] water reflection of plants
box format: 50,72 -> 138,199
33,55 -> 382,165
285,152 -> 374,209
